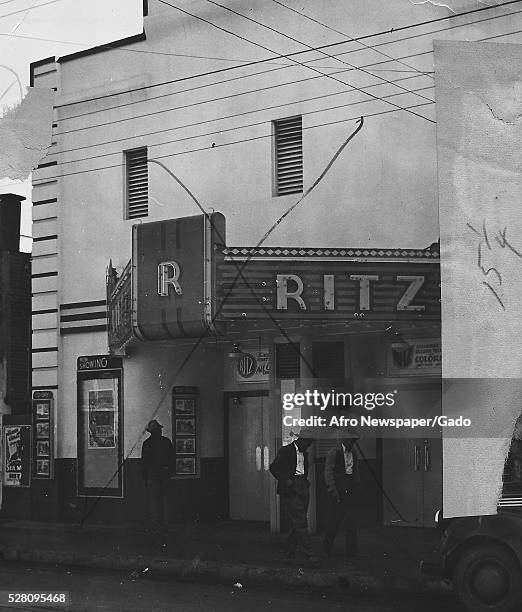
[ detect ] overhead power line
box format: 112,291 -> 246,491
269,0 -> 434,79
51,5 -> 519,133
54,64 -> 433,143
36,102 -> 434,182
0,0 -> 66,21
54,84 -> 435,167
52,0 -> 522,110
156,0 -> 430,123
51,6 -> 518,128
48,19 -> 520,152
46,25 -> 520,159
34,19 -> 520,183
0,29 -> 290,64
203,0 -> 433,112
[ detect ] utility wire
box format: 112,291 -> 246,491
3,28 -> 436,71
53,50 -> 437,137
0,0 -> 65,20
36,102 -> 433,182
54,85 -> 434,167
269,0 -> 434,79
157,0 -> 432,123
34,27 -> 520,180
203,0 -> 434,113
53,0 -> 522,110
55,76 -> 433,156
52,6 -> 518,131
0,29 -> 295,64
52,7 -> 517,127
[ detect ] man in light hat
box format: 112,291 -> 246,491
323,431 -> 361,557
141,419 -> 175,532
269,428 -> 320,566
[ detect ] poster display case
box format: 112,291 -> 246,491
77,355 -> 123,498
171,386 -> 199,479
32,390 -> 54,479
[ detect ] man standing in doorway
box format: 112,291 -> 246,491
270,428 -> 320,566
141,419 -> 175,533
323,434 -> 360,557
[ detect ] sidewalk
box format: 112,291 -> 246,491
0,520 -> 450,594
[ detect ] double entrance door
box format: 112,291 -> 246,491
380,381 -> 442,528
227,394 -> 271,521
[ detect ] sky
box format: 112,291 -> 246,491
0,0 -> 143,252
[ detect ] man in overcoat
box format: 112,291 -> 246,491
141,419 -> 175,532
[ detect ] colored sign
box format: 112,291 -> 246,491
388,338 -> 441,376
4,425 -> 31,487
217,260 -> 440,321
132,213 -> 225,340
235,350 -> 270,383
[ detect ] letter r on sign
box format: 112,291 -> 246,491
276,274 -> 306,310
158,261 -> 183,297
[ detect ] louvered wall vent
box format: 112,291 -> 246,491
273,116 -> 303,196
275,342 -> 301,379
126,148 -> 148,219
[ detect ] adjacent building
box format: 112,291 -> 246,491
0,193 -> 31,516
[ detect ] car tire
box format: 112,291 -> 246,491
453,542 -> 522,612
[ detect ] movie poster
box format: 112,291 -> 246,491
88,390 -> 116,449
4,425 -> 31,487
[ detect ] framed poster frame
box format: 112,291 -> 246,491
77,355 -> 123,498
32,390 -> 54,479
171,386 -> 200,479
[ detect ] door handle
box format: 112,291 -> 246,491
424,444 -> 431,472
263,446 -> 269,471
414,445 -> 421,471
255,446 -> 262,471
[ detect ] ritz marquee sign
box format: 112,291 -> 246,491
107,214 -> 440,350
217,258 -> 440,321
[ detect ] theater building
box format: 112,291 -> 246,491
24,0 -> 518,527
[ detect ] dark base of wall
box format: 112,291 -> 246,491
1,458 -> 227,525
2,457 -> 383,529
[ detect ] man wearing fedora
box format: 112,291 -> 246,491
323,433 -> 361,557
269,428 -> 320,566
141,419 -> 175,532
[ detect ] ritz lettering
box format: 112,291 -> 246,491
276,274 -> 426,312
157,262 -> 429,313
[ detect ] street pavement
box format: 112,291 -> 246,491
0,562 -> 464,612
0,521 -> 447,593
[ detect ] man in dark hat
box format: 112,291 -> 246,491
323,433 -> 361,557
141,419 -> 175,532
269,428 -> 320,566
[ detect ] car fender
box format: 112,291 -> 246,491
443,513 -> 522,575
